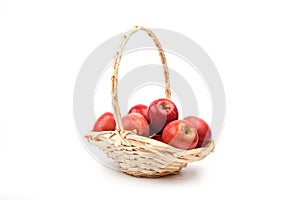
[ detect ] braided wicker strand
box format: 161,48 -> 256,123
111,26 -> 171,133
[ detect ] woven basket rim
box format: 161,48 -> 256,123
86,130 -> 215,154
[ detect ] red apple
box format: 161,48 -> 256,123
148,98 -> 178,133
128,104 -> 149,121
183,116 -> 212,148
162,120 -> 198,150
152,134 -> 163,142
122,113 -> 149,137
93,112 -> 116,131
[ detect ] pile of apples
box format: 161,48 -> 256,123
93,98 -> 211,150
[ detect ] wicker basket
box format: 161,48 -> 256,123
85,26 -> 215,178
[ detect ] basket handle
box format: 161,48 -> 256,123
111,26 -> 171,132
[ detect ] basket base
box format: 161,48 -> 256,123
122,169 -> 181,178
85,131 -> 215,178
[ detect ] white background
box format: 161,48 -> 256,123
94,51 -> 213,126
1,0 -> 300,199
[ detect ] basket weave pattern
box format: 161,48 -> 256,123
85,26 -> 215,178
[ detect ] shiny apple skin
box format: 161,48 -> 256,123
183,116 -> 212,148
122,113 -> 149,137
148,98 -> 178,133
93,112 -> 116,132
162,120 -> 198,150
128,104 -> 149,121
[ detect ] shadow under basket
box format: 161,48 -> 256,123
85,26 -> 215,178
85,131 -> 215,178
